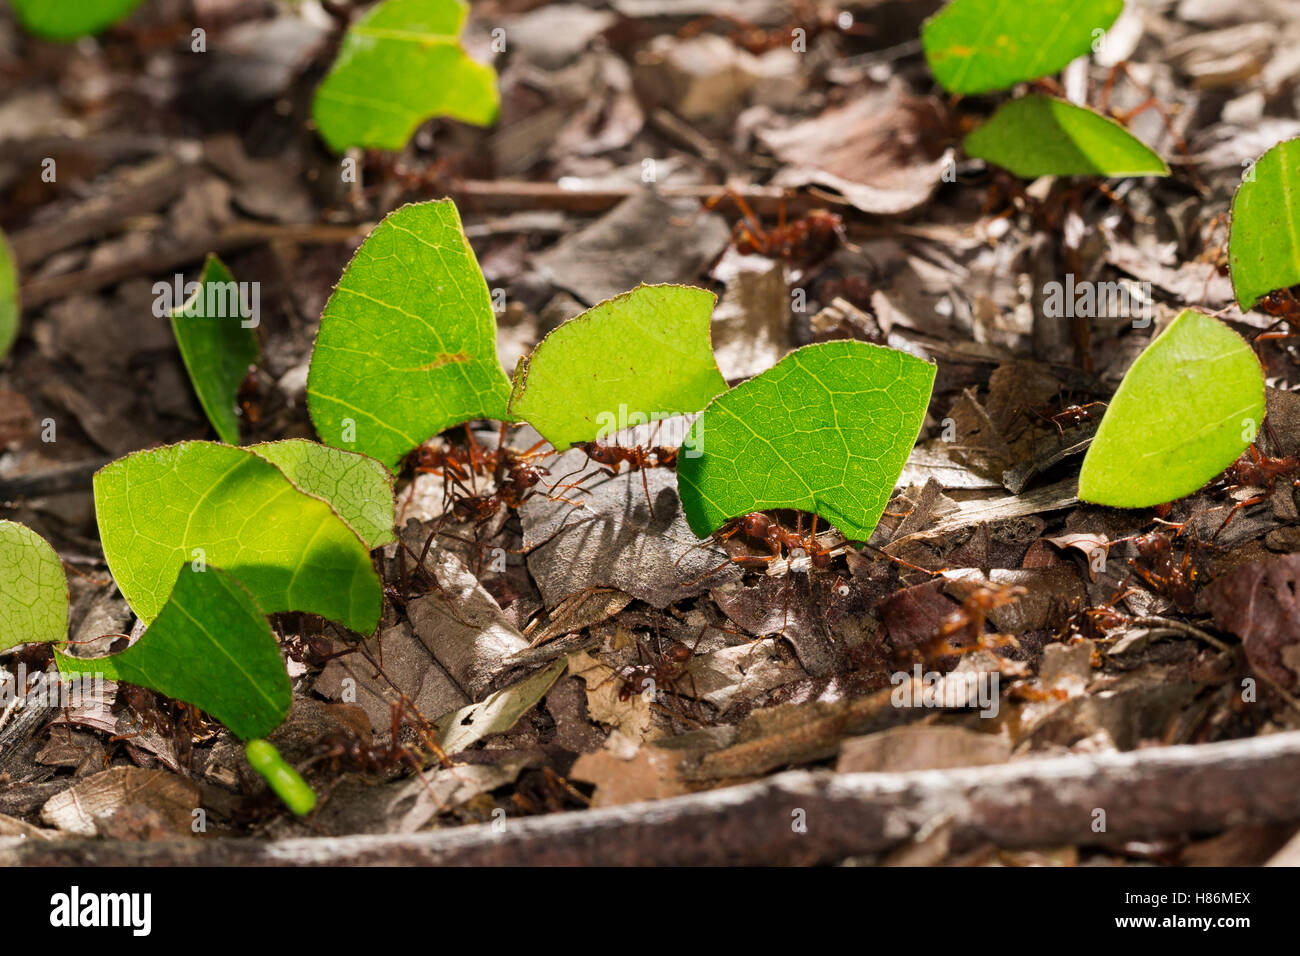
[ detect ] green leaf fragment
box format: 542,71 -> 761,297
0,520 -> 68,652
677,341 -> 936,540
248,440 -> 396,549
0,229 -> 16,360
94,441 -> 382,634
1229,137 -> 1300,310
169,254 -> 261,446
1078,309 -> 1266,508
56,565 -> 290,741
245,740 -> 317,816
507,284 -> 727,451
307,199 -> 513,471
964,96 -> 1169,178
311,0 -> 499,152
11,0 -> 145,40
922,0 -> 1123,95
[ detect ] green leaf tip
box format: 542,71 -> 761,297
169,254 -> 261,446
964,96 -> 1169,179
677,340 -> 936,541
1078,309 -> 1266,508
1229,137 -> 1300,311
245,740 -> 317,816
923,0 -> 1123,95
507,283 -> 727,451
0,520 -> 69,652
312,0 -> 499,152
307,199 -> 513,470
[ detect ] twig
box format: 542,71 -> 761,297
19,221 -> 373,309
0,459 -> 110,503
8,731 -> 1300,865
1128,616 -> 1233,654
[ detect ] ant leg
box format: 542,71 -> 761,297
1212,495 -> 1266,540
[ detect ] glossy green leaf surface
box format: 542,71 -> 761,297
1229,137 -> 1300,310
11,0 -> 144,40
57,566 -> 289,741
169,255 -> 260,445
1078,309 -> 1266,508
964,96 -> 1169,178
677,341 -> 936,540
922,0 -> 1123,94
94,442 -> 382,633
507,284 -> 727,451
0,520 -> 68,651
248,440 -> 396,549
311,0 -> 498,152
307,200 -> 512,471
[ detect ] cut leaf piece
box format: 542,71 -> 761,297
307,200 -> 512,471
1229,137 -> 1300,310
94,442 -> 382,633
169,255 -> 260,446
311,0 -> 499,152
676,341 -> 936,540
248,440 -> 396,549
0,520 -> 68,651
1078,310 -> 1266,508
922,0 -> 1122,94
57,566 -> 289,741
964,96 -> 1169,178
507,284 -> 727,451
0,229 -> 16,359
11,0 -> 144,40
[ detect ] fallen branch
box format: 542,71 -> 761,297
7,731 -> 1300,865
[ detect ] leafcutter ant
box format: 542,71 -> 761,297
703,189 -> 850,264
909,585 -> 1026,669
1205,442 -> 1300,537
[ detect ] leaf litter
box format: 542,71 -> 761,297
4,0 -> 1300,865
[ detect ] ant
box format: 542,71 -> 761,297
1123,530 -> 1198,613
1039,401 -> 1106,433
406,423 -> 557,529
910,586 -> 1026,669
552,438 -> 678,518
1208,442 -> 1300,536
690,511 -> 839,585
236,367 -> 262,429
310,699 -> 428,777
703,189 -> 849,263
579,628 -> 706,725
1254,286 -> 1300,342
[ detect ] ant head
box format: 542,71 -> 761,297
588,443 -> 620,464
738,512 -> 771,537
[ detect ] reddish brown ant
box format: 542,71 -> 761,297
1207,442 -> 1300,536
704,189 -> 849,263
1254,287 -> 1300,342
1124,530 -> 1198,613
910,586 -> 1026,669
552,438 -> 679,518
579,628 -> 707,725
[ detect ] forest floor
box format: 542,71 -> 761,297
5,0 -> 1300,866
